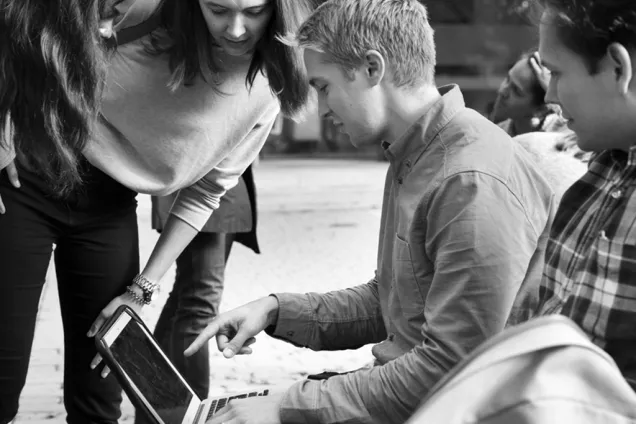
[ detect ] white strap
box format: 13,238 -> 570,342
422,316 -> 613,404
461,316 -> 600,374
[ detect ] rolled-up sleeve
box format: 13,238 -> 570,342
278,172 -> 542,424
268,278 -> 387,351
169,104 -> 279,230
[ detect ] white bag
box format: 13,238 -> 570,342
407,315 -> 636,423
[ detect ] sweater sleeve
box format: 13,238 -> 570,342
168,102 -> 280,230
0,120 -> 15,170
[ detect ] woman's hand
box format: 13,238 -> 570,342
0,161 -> 20,214
86,286 -> 144,378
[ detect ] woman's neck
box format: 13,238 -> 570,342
212,45 -> 253,68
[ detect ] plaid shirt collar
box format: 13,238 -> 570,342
538,145 -> 636,388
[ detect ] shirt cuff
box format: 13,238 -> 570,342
266,293 -> 314,348
279,379 -> 320,424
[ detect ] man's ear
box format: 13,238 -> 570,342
606,43 -> 633,95
363,50 -> 385,86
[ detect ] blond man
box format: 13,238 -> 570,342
187,1 -> 555,423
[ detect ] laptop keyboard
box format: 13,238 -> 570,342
206,389 -> 270,420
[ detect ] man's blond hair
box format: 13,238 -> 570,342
289,0 -> 436,87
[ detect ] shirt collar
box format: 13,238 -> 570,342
608,145 -> 636,170
382,85 -> 465,164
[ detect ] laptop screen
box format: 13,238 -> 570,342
110,317 -> 195,423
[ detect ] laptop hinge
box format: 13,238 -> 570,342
193,402 -> 207,424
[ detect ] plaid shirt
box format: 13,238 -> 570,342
538,148 -> 636,389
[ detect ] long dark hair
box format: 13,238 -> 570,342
0,0 -> 115,196
147,0 -> 317,118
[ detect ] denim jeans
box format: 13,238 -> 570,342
0,162 -> 138,424
136,231 -> 234,423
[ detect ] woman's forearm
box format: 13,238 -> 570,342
140,214 -> 199,283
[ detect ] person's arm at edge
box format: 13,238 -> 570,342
0,130 -> 14,170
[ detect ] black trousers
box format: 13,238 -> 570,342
153,232 -> 235,400
0,162 -> 138,424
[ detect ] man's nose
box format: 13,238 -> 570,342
318,96 -> 330,118
498,81 -> 510,98
544,77 -> 558,105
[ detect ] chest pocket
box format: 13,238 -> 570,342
592,187 -> 636,282
593,236 -> 636,288
393,235 -> 426,320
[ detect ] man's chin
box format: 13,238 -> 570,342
348,133 -> 383,148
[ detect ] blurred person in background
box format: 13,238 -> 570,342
491,50 -> 568,136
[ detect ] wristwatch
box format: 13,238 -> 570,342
131,274 -> 158,305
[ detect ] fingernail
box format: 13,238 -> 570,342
223,348 -> 234,358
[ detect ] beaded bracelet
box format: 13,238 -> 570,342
126,285 -> 147,306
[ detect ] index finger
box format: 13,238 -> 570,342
184,320 -> 221,357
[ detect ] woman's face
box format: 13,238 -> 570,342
199,0 -> 274,57
491,57 -> 541,123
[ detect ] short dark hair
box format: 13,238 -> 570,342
146,0 -> 315,117
538,0 -> 636,73
0,0 -> 115,196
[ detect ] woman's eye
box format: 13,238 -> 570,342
245,8 -> 266,17
209,7 -> 228,15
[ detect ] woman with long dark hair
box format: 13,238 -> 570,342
0,0 -> 314,421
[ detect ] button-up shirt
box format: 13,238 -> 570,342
269,85 -> 555,424
538,148 -> 636,389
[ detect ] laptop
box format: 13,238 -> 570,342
95,305 -> 271,424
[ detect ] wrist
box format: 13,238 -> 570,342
125,285 -> 147,306
264,295 -> 280,328
131,274 -> 158,305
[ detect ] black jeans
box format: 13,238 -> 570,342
156,234 -> 233,394
0,162 -> 138,424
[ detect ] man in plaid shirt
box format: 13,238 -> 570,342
534,0 -> 636,389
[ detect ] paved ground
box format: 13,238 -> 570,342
16,158 -> 389,423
